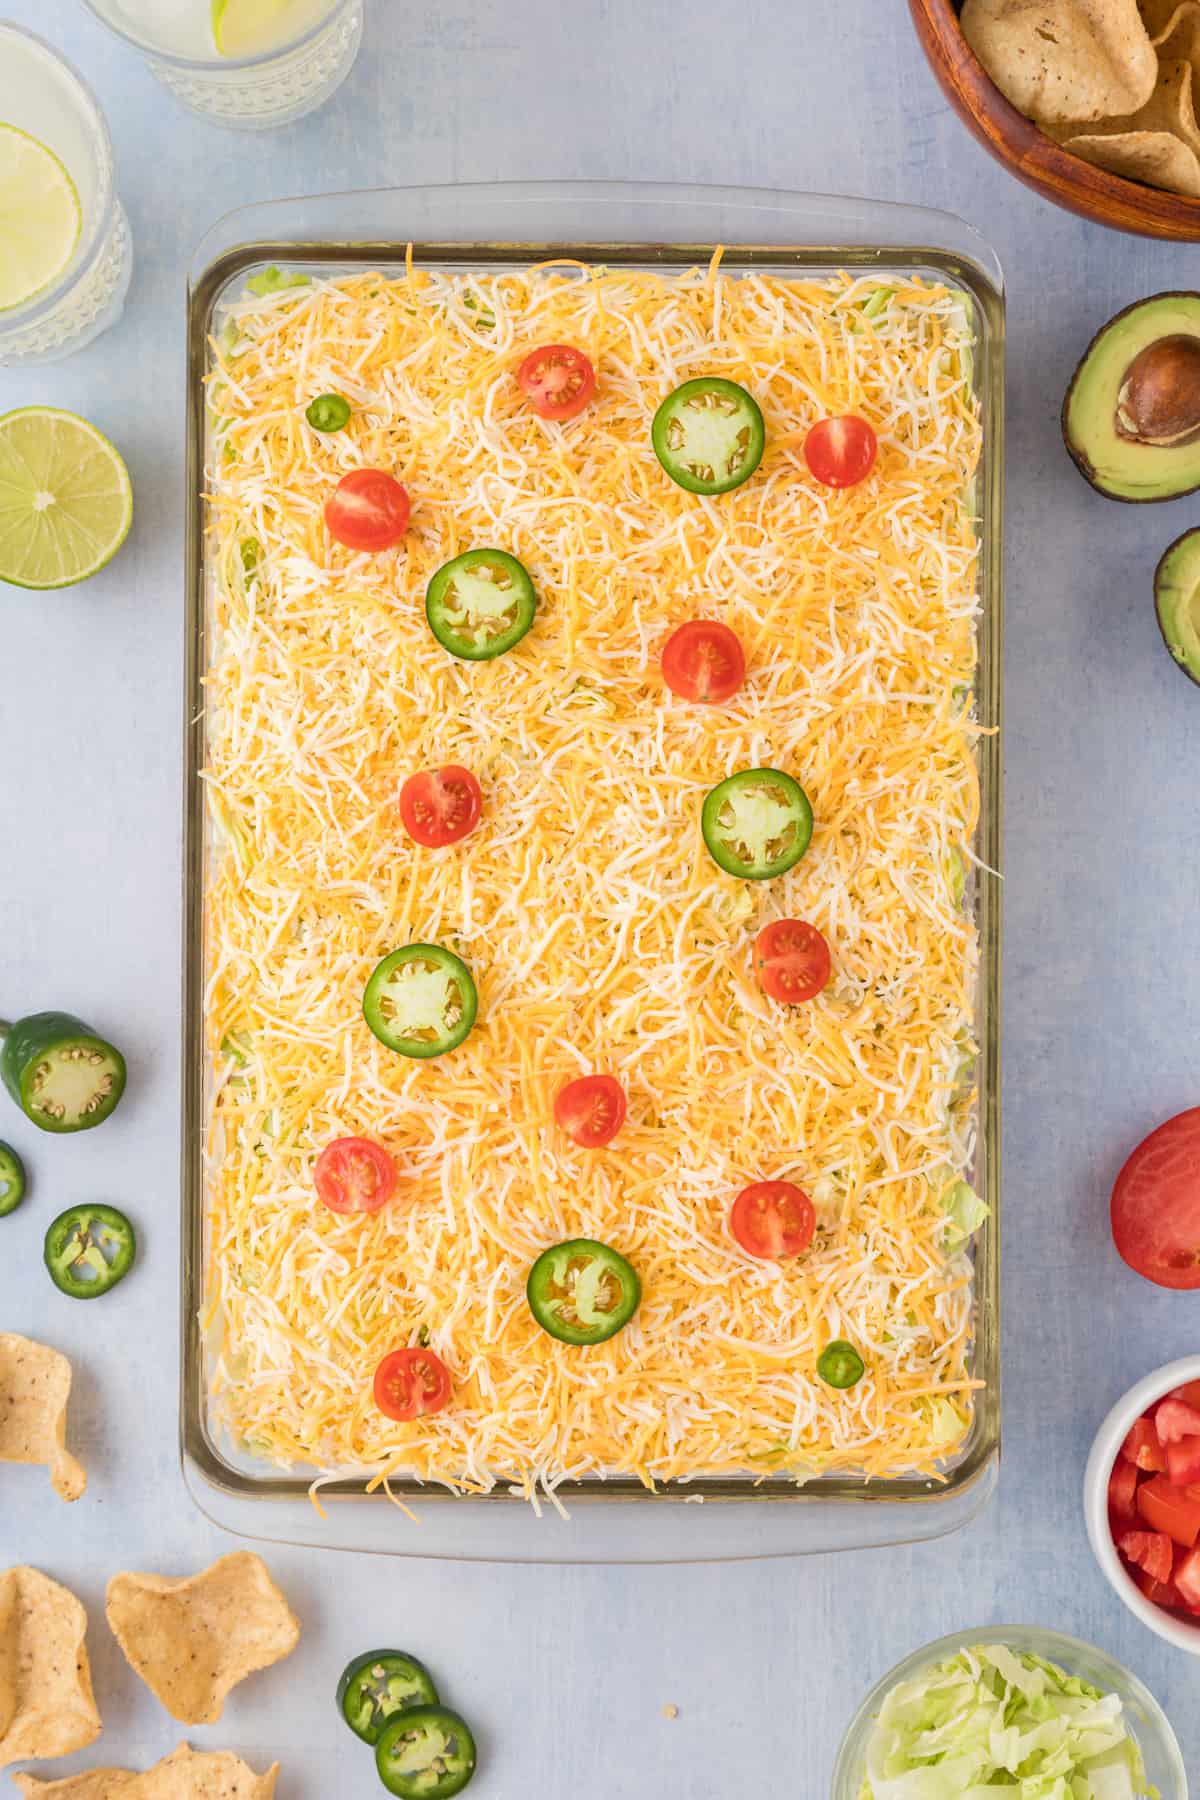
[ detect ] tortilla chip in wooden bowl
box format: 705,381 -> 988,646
12,1742 -> 279,1798
1142,0 -> 1200,63
1066,123 -> 1200,186
961,0 -> 1159,122
0,1335 -> 85,1502
0,1568 -> 101,1771
105,1555 -> 298,1727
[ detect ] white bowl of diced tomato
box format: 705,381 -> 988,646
1085,1358 -> 1200,1652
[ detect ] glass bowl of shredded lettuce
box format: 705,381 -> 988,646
832,1628 -> 1186,1800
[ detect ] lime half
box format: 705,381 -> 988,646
0,124 -> 82,313
0,409 -> 133,590
211,0 -> 295,56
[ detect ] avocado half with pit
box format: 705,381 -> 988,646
1155,528 -> 1200,687
1063,293 -> 1200,502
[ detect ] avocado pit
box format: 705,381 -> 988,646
1116,335 -> 1200,448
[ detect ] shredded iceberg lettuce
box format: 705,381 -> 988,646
858,1644 -> 1156,1800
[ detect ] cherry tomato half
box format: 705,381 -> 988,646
804,415 -> 878,489
660,620 -> 746,704
753,919 -> 831,1005
314,1137 -> 398,1215
325,469 -> 411,552
554,1074 -> 627,1148
373,1348 -> 452,1422
1112,1107 -> 1200,1289
730,1180 -> 816,1260
399,766 -> 483,849
516,345 -> 596,422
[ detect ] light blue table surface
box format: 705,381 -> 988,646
3,2 -> 1200,1793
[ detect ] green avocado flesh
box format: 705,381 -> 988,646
1155,527 -> 1200,687
1063,292 -> 1200,502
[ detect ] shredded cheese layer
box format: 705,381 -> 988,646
202,259 -> 986,1502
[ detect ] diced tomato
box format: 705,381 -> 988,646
1137,1476 -> 1200,1548
373,1347 -> 452,1422
1133,1565 -> 1187,1612
1122,1416 -> 1167,1471
1167,1436 -> 1200,1487
1117,1529 -> 1175,1585
1155,1396 -> 1200,1444
1108,1457 -> 1141,1526
1171,1379 -> 1200,1408
1173,1545 -> 1200,1611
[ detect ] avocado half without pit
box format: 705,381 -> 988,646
1063,293 -> 1200,502
1155,528 -> 1200,688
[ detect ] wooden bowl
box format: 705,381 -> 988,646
909,0 -> 1200,240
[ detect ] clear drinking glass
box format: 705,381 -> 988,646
0,25 -> 132,366
81,0 -> 364,130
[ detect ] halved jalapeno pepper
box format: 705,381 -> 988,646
375,1706 -> 477,1799
652,377 -> 765,495
527,1238 -> 641,1346
337,1649 -> 439,1746
44,1203 -> 136,1299
0,1142 -> 26,1217
363,946 -> 478,1059
0,1010 -> 126,1133
701,768 -> 813,880
425,549 -> 537,661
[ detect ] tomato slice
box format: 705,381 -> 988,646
753,919 -> 831,1005
373,1348 -> 452,1422
516,345 -> 596,422
1167,1436 -> 1200,1487
1112,1106 -> 1200,1289
1156,1396 -> 1200,1444
1117,1529 -> 1175,1585
314,1137 -> 397,1215
325,469 -> 411,552
1137,1476 -> 1200,1547
730,1180 -> 816,1260
1108,1457 -> 1141,1526
554,1075 -> 626,1148
660,621 -> 746,704
399,766 -> 483,849
1173,1545 -> 1200,1611
803,415 -> 878,489
1122,1416 -> 1167,1472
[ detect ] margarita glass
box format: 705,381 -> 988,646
82,0 -> 364,129
0,25 -> 131,365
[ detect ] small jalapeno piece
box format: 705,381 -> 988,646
44,1204 -> 136,1299
652,377 -> 765,495
337,1649 -> 439,1746
817,1340 -> 865,1389
375,1705 -> 477,1799
0,1142 -> 26,1217
701,767 -> 813,880
306,392 -> 351,433
425,549 -> 537,661
527,1238 -> 641,1346
363,945 -> 478,1060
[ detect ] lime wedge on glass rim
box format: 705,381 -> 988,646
0,409 -> 132,590
211,0 -> 295,56
0,124 -> 81,313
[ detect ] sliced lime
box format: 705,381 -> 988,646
0,124 -> 81,313
211,0 -> 294,56
0,409 -> 133,591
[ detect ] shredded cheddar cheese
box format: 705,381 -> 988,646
202,259 -> 987,1504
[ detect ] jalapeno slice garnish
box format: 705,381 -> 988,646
363,946 -> 478,1060
306,392 -> 352,433
0,1142 -> 26,1217
375,1705 -> 477,1799
652,377 -> 765,495
817,1340 -> 865,1389
337,1649 -> 439,1746
701,767 -> 813,880
425,549 -> 537,661
527,1238 -> 641,1346
44,1203 -> 136,1299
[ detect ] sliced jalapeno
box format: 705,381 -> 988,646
306,393 -> 351,433
0,1011 -> 126,1133
817,1340 -> 865,1389
651,377 -> 765,495
363,946 -> 478,1060
425,550 -> 537,661
44,1204 -> 136,1299
701,768 -> 813,880
527,1238 -> 641,1346
337,1649 -> 439,1746
375,1706 -> 477,1799
0,1142 -> 26,1217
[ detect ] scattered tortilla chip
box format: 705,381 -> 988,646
1064,124 -> 1200,187
0,1567 -> 100,1771
0,1335 -> 86,1503
962,0 -> 1159,123
12,1742 -> 279,1798
105,1555 -> 298,1726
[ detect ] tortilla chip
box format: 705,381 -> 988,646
1064,124 -> 1200,187
105,1555 -> 298,1726
11,1742 -> 278,1798
1078,53 -> 1200,148
0,1335 -> 86,1502
962,0 -> 1159,123
1142,0 -> 1200,75
0,1568 -> 100,1770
